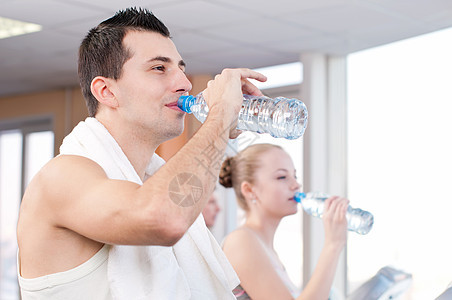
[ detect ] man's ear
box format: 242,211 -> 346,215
90,76 -> 119,108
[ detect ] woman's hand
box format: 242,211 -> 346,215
322,196 -> 349,249
300,197 -> 349,300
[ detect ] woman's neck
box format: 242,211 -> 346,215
244,214 -> 281,249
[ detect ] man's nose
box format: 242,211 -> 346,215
176,70 -> 192,93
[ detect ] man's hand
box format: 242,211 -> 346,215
202,68 -> 267,138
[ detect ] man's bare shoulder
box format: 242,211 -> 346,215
20,155 -> 107,211
37,155 -> 106,186
17,156 -> 105,259
44,154 -> 107,181
17,155 -> 109,278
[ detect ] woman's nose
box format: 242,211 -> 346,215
292,179 -> 301,190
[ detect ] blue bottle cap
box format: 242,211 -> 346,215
293,192 -> 306,203
177,95 -> 195,114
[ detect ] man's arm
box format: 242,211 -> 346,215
29,68 -> 266,247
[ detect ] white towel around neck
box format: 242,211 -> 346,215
59,117 -> 239,300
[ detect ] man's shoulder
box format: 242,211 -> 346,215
44,154 -> 106,180
23,155 -> 106,202
17,155 -> 105,250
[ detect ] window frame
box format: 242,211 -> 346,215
0,115 -> 54,299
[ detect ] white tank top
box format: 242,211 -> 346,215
17,244 -> 112,300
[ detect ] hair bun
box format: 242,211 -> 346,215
219,157 -> 234,188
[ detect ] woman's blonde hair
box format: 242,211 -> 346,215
219,143 -> 283,211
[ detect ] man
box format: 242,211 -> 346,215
16,7 -> 266,299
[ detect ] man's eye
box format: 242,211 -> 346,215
277,176 -> 286,180
153,65 -> 165,71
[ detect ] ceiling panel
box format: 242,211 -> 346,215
0,0 -> 452,97
1,30 -> 80,54
151,0 -> 254,30
1,0 -> 108,27
171,31 -> 237,55
200,17 -> 315,45
212,0 -> 349,16
285,3 -> 400,34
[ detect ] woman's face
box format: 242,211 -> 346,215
251,147 -> 300,218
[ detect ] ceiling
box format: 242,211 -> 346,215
1,0 -> 452,98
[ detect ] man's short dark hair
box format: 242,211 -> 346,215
78,7 -> 170,117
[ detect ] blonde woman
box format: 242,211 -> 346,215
220,144 -> 348,300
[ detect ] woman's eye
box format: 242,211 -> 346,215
277,176 -> 286,180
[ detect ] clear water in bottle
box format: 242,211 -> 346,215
346,207 -> 374,235
188,96 -> 209,123
298,192 -> 328,217
294,191 -> 374,235
177,93 -> 308,140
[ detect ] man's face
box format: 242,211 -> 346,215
110,30 -> 192,141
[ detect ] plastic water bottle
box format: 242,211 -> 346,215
177,93 -> 308,140
294,192 -> 374,235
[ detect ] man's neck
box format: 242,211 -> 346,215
95,116 -> 159,181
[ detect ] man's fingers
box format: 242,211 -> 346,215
241,78 -> 263,96
234,68 -> 267,83
229,129 -> 242,139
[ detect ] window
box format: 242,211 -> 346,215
347,27 -> 452,299
0,130 -> 22,299
0,118 -> 54,300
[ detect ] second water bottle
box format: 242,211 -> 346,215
294,192 -> 374,235
177,93 -> 308,140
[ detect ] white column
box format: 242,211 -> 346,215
327,55 -> 348,296
301,52 -> 328,287
300,53 -> 348,296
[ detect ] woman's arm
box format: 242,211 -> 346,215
297,196 -> 349,300
223,197 -> 348,300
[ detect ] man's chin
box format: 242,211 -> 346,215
162,125 -> 185,140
